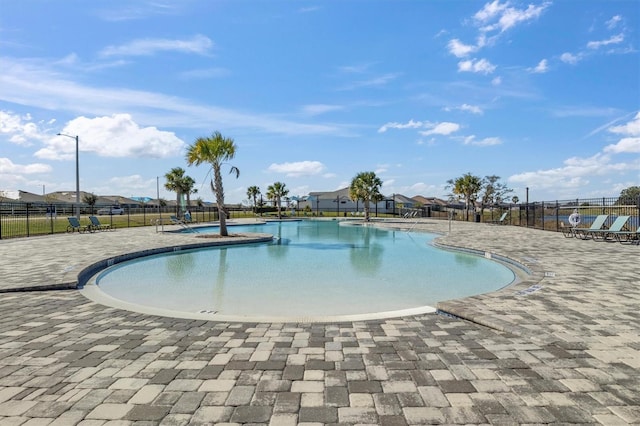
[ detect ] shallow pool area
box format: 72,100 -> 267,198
85,220 -> 519,322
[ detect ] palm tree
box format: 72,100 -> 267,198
182,176 -> 196,209
165,167 -> 189,217
266,182 -> 288,219
447,172 -> 483,221
349,171 -> 383,222
186,131 -> 239,236
82,193 -> 98,214
246,186 -> 261,215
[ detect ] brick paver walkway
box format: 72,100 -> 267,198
0,219 -> 638,425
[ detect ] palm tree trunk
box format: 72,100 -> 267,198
213,165 -> 228,236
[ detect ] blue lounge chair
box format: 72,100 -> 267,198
67,216 -> 93,233
572,215 -> 609,239
578,215 -> 630,241
89,215 -> 112,231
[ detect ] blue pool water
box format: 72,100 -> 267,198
93,220 -> 516,320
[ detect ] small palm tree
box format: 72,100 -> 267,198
186,131 -> 239,237
82,193 -> 98,214
266,182 -> 289,219
182,176 -> 196,209
247,186 -> 261,215
165,167 -> 189,217
349,172 -> 383,222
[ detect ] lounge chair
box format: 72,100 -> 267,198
578,215 -> 630,241
89,215 -> 112,231
488,212 -> 508,225
609,225 -> 640,244
66,216 -> 93,233
572,215 -> 609,239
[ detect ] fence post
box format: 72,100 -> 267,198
26,203 -> 30,237
555,200 -> 559,232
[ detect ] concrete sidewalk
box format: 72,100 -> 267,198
0,219 -> 638,424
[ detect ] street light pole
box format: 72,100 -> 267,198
57,133 -> 80,219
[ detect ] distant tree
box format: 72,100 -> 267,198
266,182 -> 289,219
82,193 -> 98,214
186,131 -> 239,237
446,172 -> 483,220
165,167 -> 194,217
349,171 -> 384,222
616,186 -> 640,205
247,185 -> 261,215
480,175 -> 513,217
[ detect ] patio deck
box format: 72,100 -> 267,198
0,219 -> 637,424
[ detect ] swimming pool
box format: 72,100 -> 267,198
85,220 -> 518,322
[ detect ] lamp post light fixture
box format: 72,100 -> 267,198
57,133 -> 80,219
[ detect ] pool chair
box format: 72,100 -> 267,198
572,215 -> 609,239
66,216 -> 93,233
89,215 -> 112,231
608,225 -> 640,244
488,212 -> 509,225
577,215 -> 630,241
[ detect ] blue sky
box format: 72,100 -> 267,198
1,0 -> 638,205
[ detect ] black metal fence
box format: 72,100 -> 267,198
476,196 -> 640,233
0,202 -> 230,239
2,196 -> 639,239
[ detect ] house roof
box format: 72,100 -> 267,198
411,195 -> 448,206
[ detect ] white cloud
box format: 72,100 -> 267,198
458,58 -> 496,74
459,104 -> 483,114
0,57 -> 344,137
0,110 -> 57,146
378,119 -> 427,133
35,114 -> 185,160
447,39 -> 477,58
420,122 -> 460,136
604,138 -> 640,154
462,135 -> 502,146
587,33 -> 624,50
302,104 -> 345,116
608,112 -> 640,136
606,15 -> 622,30
100,34 -> 213,57
560,52 -> 581,65
477,1 -> 550,34
509,153 -> 636,190
604,112 -> 640,153
491,76 -> 502,85
474,0 -> 509,23
267,161 -> 326,177
0,157 -> 52,174
531,59 -> 548,73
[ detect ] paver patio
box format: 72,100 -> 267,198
0,219 -> 638,425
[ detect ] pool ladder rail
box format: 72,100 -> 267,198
155,217 -> 197,233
